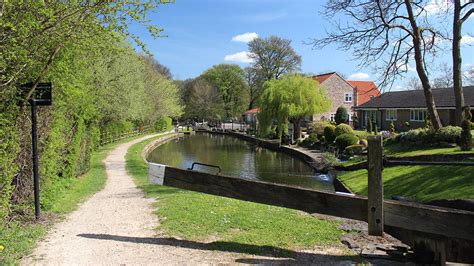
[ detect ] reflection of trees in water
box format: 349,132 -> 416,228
148,133 -> 333,191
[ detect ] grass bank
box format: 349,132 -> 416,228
338,165 -> 474,202
384,143 -> 474,157
0,135 -> 146,265
126,136 -> 346,256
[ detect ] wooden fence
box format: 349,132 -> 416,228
99,125 -> 151,146
147,135 -> 474,264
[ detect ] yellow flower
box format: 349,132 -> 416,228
0,245 -> 4,252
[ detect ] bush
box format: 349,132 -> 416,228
154,116 -> 173,132
389,121 -> 395,133
300,133 -> 318,148
433,126 -> 462,144
312,121 -> 332,136
335,133 -> 359,151
335,106 -> 349,125
324,125 -> 336,143
335,123 -> 353,137
344,144 -> 365,156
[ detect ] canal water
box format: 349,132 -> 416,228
147,132 -> 335,192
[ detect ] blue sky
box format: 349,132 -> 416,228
129,0 -> 474,91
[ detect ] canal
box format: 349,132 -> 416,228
147,132 -> 335,192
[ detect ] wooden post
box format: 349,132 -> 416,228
368,135 -> 383,236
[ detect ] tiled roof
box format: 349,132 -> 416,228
244,108 -> 260,114
348,81 -> 381,106
312,72 -> 336,84
356,86 -> 474,109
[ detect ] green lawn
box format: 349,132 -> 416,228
337,165 -> 474,202
126,136 -> 346,256
384,143 -> 474,157
353,130 -> 372,140
0,135 -> 148,265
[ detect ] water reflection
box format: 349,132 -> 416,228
147,133 -> 334,192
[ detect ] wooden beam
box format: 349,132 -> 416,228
151,165 -> 474,242
367,135 -> 384,236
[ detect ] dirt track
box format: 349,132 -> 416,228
21,134 -> 363,265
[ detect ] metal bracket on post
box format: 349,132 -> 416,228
368,135 -> 384,236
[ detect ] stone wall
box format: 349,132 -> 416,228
313,74 -> 354,121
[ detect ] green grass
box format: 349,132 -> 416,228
353,130 -> 372,140
384,143 -> 474,157
126,136 -> 345,256
0,135 -> 148,265
338,165 -> 474,202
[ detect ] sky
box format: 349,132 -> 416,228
129,0 -> 474,91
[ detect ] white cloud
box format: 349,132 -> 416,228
461,35 -> 474,46
224,51 -> 254,63
422,0 -> 451,15
348,72 -> 369,79
232,32 -> 258,43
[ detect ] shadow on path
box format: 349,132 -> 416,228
77,233 -> 358,263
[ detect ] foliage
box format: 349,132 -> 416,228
352,115 -> 359,129
181,78 -> 225,121
0,1 -> 181,226
334,133 -> 359,151
335,124 -> 353,137
387,126 -> 463,146
248,36 -> 302,80
324,125 -> 337,143
201,64 -> 249,119
300,133 -> 318,148
389,121 -> 395,133
434,126 -> 462,144
353,130 -> 371,140
154,117 -> 173,132
460,107 -> 472,151
258,75 -> 331,142
344,144 -> 365,156
244,66 -> 266,109
312,121 -> 333,136
334,106 -> 349,125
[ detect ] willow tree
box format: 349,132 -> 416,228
259,75 -> 331,143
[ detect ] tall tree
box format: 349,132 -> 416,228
201,64 -> 249,119
452,0 -> 473,125
259,75 -> 331,142
183,78 -> 225,121
248,36 -> 302,81
311,0 -> 446,129
244,66 -> 265,109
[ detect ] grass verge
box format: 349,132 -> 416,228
384,143 -> 474,157
338,165 -> 474,202
126,136 -> 345,256
0,135 -> 147,265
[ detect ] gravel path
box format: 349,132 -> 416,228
21,134 -> 362,265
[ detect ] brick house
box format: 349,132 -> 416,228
354,86 -> 474,131
311,72 -> 381,122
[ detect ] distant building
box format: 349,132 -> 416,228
311,72 -> 381,122
243,107 -> 260,124
354,86 -> 474,131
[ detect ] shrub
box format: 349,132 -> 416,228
335,133 -> 359,151
335,106 -> 349,125
300,133 -> 318,148
344,144 -> 365,156
335,123 -> 353,137
389,121 -> 395,133
324,125 -> 336,143
433,126 -> 462,144
312,121 -> 332,136
154,116 -> 173,132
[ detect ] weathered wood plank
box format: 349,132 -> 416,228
368,136 -> 384,236
160,166 -> 474,241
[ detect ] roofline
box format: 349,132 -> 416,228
354,107 -> 460,110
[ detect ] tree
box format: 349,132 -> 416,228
432,63 -> 454,89
183,78 -> 225,121
335,106 -> 349,125
142,55 -> 173,80
312,0 -> 447,129
248,36 -> 302,81
201,64 -> 249,119
259,75 -> 331,143
244,66 -> 265,109
452,0 -> 474,126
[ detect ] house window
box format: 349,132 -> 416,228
386,110 -> 397,121
344,93 -> 353,103
330,113 -> 336,121
410,109 -> 426,121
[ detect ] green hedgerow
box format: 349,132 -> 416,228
324,125 -> 336,143
335,123 -> 353,137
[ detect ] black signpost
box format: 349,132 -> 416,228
20,83 -> 52,219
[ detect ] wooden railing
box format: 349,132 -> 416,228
99,125 -> 151,146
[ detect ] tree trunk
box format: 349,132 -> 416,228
453,0 -> 465,126
293,117 -> 302,141
405,0 -> 442,129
